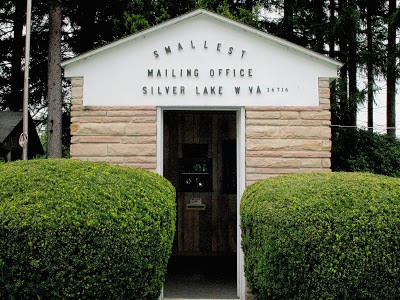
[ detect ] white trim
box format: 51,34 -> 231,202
157,107 -> 164,300
157,107 -> 164,176
160,106 -> 241,111
158,106 -> 245,299
61,9 -> 342,69
237,107 -> 246,299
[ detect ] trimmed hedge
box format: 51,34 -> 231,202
241,172 -> 400,300
0,159 -> 176,299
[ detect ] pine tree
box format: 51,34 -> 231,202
46,2 -> 62,158
386,0 -> 397,136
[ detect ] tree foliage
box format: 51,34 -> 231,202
0,0 -> 398,157
332,127 -> 400,177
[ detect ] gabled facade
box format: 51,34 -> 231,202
62,9 -> 341,300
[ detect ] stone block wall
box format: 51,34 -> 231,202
245,77 -> 331,186
69,76 -> 332,182
69,77 -> 157,172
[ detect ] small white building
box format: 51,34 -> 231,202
62,9 -> 341,299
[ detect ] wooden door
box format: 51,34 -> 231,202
163,111 -> 237,256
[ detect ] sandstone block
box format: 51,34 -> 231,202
300,111 -> 331,120
71,98 -> 83,106
71,117 -> 131,123
70,123 -> 80,135
72,123 -> 126,136
322,140 -> 332,150
319,78 -> 330,88
71,105 -> 82,111
255,168 -> 302,174
246,167 -> 257,174
246,125 -> 280,138
246,119 -> 289,126
125,123 -> 156,136
322,120 -> 331,126
322,158 -> 331,168
72,110 -> 107,117
70,144 -> 107,157
70,77 -> 83,87
246,110 -> 281,119
280,126 -> 331,139
247,139 -> 303,151
71,86 -> 83,99
246,173 -> 276,183
246,150 -> 283,158
280,111 -> 299,120
100,106 -> 156,111
73,156 -> 125,164
120,136 -> 157,144
319,88 -> 330,99
288,120 -> 322,126
123,163 -> 157,171
281,151 -> 331,158
302,140 -> 324,151
124,156 -> 157,163
321,103 -> 331,110
247,106 -> 321,111
131,116 -> 157,123
82,106 -> 102,111
71,136 -> 79,144
107,144 -> 156,156
106,110 -> 157,117
301,158 -> 322,168
78,136 -> 121,143
247,157 -> 302,168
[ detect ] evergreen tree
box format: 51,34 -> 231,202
0,0 -> 398,159
0,0 -> 25,111
357,0 -> 386,131
386,0 -> 398,136
9,0 -> 24,111
47,1 -> 62,158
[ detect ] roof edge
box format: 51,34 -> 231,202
61,9 -> 208,67
61,8 -> 342,69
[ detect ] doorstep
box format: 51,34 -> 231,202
163,298 -> 238,300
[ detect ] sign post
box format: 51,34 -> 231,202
21,0 -> 32,160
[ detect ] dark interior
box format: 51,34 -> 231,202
163,111 -> 238,298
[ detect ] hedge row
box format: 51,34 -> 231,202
0,159 -> 176,299
241,172 -> 400,299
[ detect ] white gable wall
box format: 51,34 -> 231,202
63,13 -> 339,107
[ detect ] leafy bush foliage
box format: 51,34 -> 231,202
332,127 -> 400,177
241,172 -> 400,300
0,159 -> 176,299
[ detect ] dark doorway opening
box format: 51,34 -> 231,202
164,256 -> 236,298
163,110 -> 237,299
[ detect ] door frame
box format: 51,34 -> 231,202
157,106 -> 246,299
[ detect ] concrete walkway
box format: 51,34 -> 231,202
163,256 -> 238,299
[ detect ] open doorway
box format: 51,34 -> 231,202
163,110 -> 238,299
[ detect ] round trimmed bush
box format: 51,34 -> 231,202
0,159 -> 176,299
241,172 -> 400,300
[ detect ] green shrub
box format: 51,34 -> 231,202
0,159 -> 176,299
332,127 -> 400,177
241,172 -> 400,300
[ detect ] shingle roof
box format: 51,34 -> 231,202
0,111 -> 23,143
